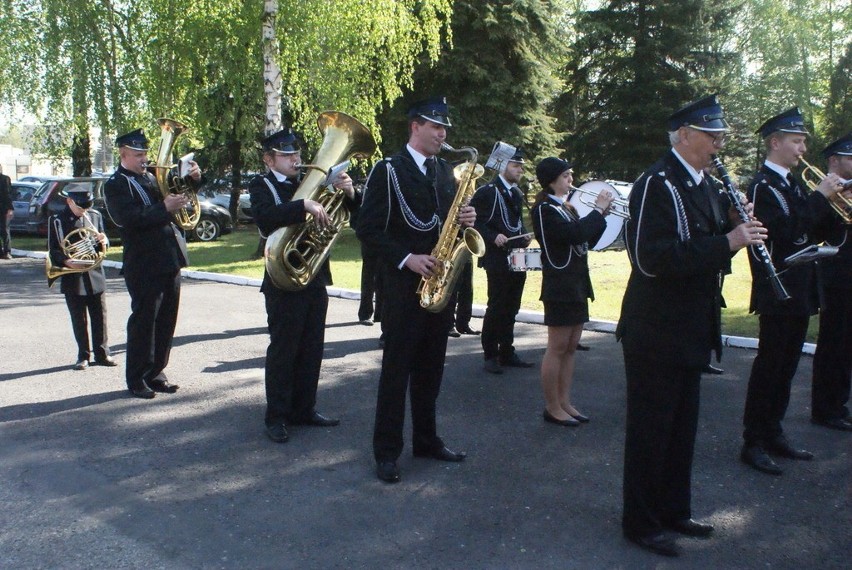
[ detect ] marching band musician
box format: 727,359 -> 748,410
740,108 -> 845,475
47,187 -> 116,370
104,128 -> 202,399
469,145 -> 534,374
531,157 -> 611,427
811,133 -> 852,432
617,95 -> 767,556
356,96 -> 475,484
249,127 -> 358,444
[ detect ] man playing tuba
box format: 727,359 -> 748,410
250,126 -> 359,444
104,128 -> 202,399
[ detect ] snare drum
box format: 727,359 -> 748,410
508,248 -> 542,271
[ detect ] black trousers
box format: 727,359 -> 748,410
64,292 -> 109,362
373,270 -> 453,462
622,351 -> 701,538
481,268 -> 526,360
264,286 -> 328,426
358,249 -> 384,322
124,271 -> 181,390
0,214 -> 10,254
451,261 -> 473,329
743,313 -> 809,444
812,287 -> 852,421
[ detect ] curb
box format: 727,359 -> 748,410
11,248 -> 815,355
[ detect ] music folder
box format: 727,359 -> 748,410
178,153 -> 195,178
323,160 -> 349,187
784,245 -> 839,267
485,142 -> 516,171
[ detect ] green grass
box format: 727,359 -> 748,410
13,226 -> 819,341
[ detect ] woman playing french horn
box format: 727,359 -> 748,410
531,157 -> 613,427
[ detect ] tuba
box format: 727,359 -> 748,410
46,222 -> 108,287
150,118 -> 201,230
417,143 -> 486,312
264,111 -> 377,290
799,157 -> 852,224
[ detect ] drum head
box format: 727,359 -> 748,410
508,247 -> 542,271
568,181 -> 626,251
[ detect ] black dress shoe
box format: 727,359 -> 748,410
149,378 -> 179,393
457,325 -> 480,335
575,343 -> 590,351
484,358 -> 503,374
358,319 -> 374,326
543,409 -> 580,427
811,417 -> 852,432
290,411 -> 340,427
570,412 -> 590,423
93,356 -> 118,367
447,328 -> 461,338
73,359 -> 88,371
702,364 -> 724,375
626,532 -> 680,557
376,461 -> 401,483
265,423 -> 289,443
500,353 -> 534,368
740,444 -> 783,475
413,445 -> 466,462
766,436 -> 813,460
129,385 -> 156,399
667,519 -> 714,538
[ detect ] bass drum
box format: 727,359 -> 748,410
567,181 -> 627,251
508,248 -> 542,272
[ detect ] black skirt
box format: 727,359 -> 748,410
543,300 -> 589,327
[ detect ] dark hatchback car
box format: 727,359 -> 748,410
28,177 -> 233,242
8,181 -> 43,233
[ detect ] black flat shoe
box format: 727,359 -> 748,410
702,364 -> 724,375
740,444 -> 782,475
290,411 -> 340,427
457,325 -> 480,335
575,343 -> 590,351
149,378 -> 179,393
93,356 -> 118,367
811,417 -> 852,432
626,532 -> 680,557
447,328 -> 461,338
413,445 -> 466,462
543,410 -> 580,427
500,353 -> 534,368
570,412 -> 590,423
666,518 -> 714,538
129,386 -> 155,399
766,435 -> 813,460
376,461 -> 401,483
265,423 -> 289,443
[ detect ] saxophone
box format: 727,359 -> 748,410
151,118 -> 201,230
417,143 -> 486,312
264,111 -> 377,290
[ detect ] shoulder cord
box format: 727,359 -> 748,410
496,188 -> 523,233
628,173 -> 690,278
386,161 -> 439,232
537,203 -> 588,270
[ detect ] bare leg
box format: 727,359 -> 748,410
541,325 -> 573,420
559,325 -> 584,416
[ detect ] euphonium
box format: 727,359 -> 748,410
799,157 -> 852,224
46,224 -> 108,287
150,118 -> 201,230
264,111 -> 377,290
417,142 -> 486,312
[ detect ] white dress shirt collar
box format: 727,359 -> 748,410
671,148 -> 704,185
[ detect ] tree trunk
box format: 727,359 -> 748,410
71,69 -> 92,177
257,0 -> 282,256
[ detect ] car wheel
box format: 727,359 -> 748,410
194,216 -> 221,242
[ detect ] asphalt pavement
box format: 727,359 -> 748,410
1,255 -> 849,569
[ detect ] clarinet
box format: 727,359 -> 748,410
711,154 -> 790,301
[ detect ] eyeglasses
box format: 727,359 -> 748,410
689,126 -> 727,147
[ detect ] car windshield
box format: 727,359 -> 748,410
13,187 -> 34,202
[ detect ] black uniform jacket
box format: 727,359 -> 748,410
249,170 -> 361,293
747,165 -> 832,315
470,177 -> 530,272
819,219 -> 851,290
0,173 -> 11,211
617,151 -> 733,368
531,197 -> 606,304
47,206 -> 107,295
103,165 -> 188,282
356,148 -> 456,271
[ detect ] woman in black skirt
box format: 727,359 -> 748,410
531,157 -> 613,426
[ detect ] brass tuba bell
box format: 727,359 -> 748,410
150,118 -> 201,230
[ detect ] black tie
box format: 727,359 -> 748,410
787,173 -> 804,198
425,157 -> 436,185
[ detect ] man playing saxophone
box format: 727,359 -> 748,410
48,187 -> 116,371
356,97 -> 476,483
249,127 -> 358,443
104,128 -> 202,399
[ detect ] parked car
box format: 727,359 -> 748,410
28,176 -> 233,242
8,181 -> 42,234
201,189 -> 253,222
18,175 -> 61,184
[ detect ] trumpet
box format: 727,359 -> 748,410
799,157 -> 852,224
570,184 -> 630,219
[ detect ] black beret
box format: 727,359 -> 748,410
536,157 -> 572,189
